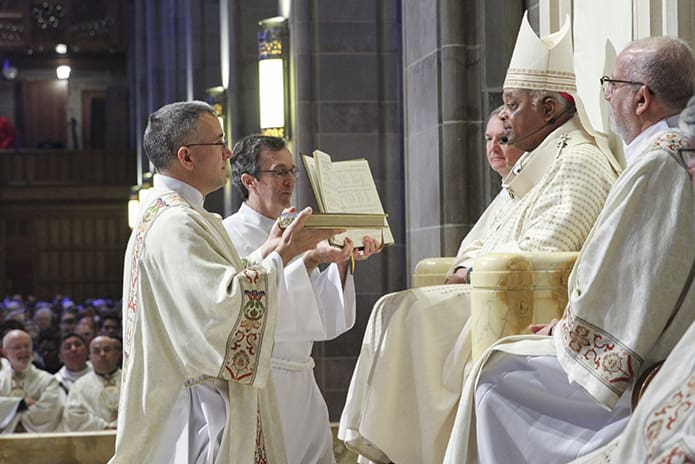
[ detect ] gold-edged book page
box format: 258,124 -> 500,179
310,149 -> 394,248
304,213 -> 388,229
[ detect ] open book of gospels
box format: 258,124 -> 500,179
301,150 -> 395,248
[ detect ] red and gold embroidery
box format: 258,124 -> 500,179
222,268 -> 270,383
559,306 -> 641,395
645,130 -> 689,154
255,408 -> 268,464
651,443 -> 695,464
644,375 -> 695,461
123,193 -> 186,376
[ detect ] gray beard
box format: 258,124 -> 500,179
608,111 -> 635,145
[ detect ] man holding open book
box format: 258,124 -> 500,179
223,135 -> 380,464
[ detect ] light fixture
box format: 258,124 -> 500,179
205,86 -> 226,129
258,16 -> 289,138
55,43 -> 68,54
56,65 -> 71,79
128,186 -> 140,229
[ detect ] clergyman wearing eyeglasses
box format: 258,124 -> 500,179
222,134 -> 380,464
111,101 -> 340,464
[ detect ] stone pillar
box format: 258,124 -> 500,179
289,0 -> 405,420
403,0 -> 525,275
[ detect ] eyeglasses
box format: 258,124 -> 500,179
183,139 -> 228,149
600,76 -> 653,97
257,167 -> 299,179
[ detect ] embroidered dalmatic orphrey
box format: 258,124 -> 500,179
568,321 -> 695,464
110,187 -> 287,464
554,129 -> 695,410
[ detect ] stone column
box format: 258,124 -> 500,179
403,0 -> 525,275
289,0 -> 405,420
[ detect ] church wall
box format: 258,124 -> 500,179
288,0 -> 406,421
403,0 -> 529,275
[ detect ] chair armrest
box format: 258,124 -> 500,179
470,251 -> 579,360
412,257 -> 455,287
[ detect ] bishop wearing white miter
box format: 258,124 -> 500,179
444,34 -> 695,464
338,12 -> 621,464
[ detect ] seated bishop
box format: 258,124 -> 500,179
338,12 -> 622,464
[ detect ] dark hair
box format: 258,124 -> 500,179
0,320 -> 24,340
99,312 -> 121,329
230,135 -> 288,200
143,101 -> 218,172
60,331 -> 87,345
38,327 -> 61,345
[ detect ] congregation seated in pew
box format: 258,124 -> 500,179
0,294 -> 123,436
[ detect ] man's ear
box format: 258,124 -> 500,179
241,173 -> 255,191
176,146 -> 194,171
543,97 -> 560,123
635,86 -> 651,116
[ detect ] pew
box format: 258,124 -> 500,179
0,430 -> 116,464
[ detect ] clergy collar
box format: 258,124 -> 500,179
154,174 -> 205,210
624,115 -> 681,165
502,116 -> 585,198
